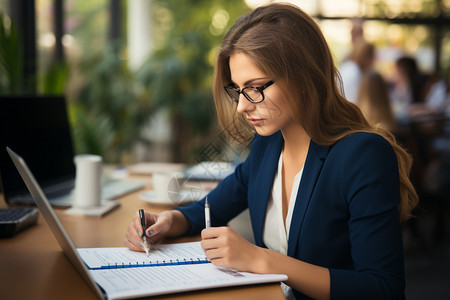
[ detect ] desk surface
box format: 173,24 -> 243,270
0,174 -> 284,300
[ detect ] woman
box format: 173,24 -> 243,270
125,4 -> 418,299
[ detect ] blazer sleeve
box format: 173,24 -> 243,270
175,137 -> 258,236
329,134 -> 405,299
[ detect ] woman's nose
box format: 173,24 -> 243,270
236,94 -> 255,114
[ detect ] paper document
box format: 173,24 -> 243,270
90,263 -> 287,300
77,241 -> 287,299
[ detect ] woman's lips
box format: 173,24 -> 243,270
248,118 -> 264,126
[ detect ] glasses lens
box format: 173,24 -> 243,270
243,87 -> 263,103
225,87 -> 240,102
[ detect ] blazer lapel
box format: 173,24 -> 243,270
287,140 -> 330,257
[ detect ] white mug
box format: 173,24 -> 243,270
152,172 -> 184,203
73,154 -> 102,208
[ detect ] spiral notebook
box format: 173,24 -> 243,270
78,242 -> 209,270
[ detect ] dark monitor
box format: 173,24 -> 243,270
0,95 -> 76,205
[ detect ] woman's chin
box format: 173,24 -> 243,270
254,126 -> 277,137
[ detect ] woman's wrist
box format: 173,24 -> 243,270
164,210 -> 189,237
254,247 -> 279,274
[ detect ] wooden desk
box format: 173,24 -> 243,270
0,180 -> 284,300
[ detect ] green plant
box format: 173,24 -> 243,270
136,30 -> 217,162
72,45 -> 156,163
39,62 -> 69,94
0,11 -> 24,94
136,0 -> 249,162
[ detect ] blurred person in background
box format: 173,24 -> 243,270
339,39 -> 376,103
412,70 -> 450,118
357,70 -> 397,132
443,71 -> 450,116
389,56 -> 428,123
350,19 -> 364,45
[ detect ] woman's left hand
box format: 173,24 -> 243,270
201,226 -> 268,273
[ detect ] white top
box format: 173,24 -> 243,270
263,153 -> 304,300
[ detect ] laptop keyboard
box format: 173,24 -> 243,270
0,208 -> 35,222
0,208 -> 39,237
102,180 -> 145,200
8,180 -> 145,207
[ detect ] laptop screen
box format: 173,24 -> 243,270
0,95 -> 76,202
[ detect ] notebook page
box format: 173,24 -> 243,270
89,263 -> 288,300
78,242 -> 207,269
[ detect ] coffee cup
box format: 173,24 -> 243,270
152,172 -> 185,203
73,154 -> 102,208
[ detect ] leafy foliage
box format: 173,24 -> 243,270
40,62 -> 69,95
0,12 -> 24,94
136,0 -> 249,162
72,45 -> 156,162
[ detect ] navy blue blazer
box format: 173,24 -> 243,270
178,131 -> 405,299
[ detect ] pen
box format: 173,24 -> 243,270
138,209 -> 150,256
205,197 -> 211,228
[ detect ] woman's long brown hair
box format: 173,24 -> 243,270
213,3 -> 418,221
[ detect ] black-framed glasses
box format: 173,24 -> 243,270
224,80 -> 274,104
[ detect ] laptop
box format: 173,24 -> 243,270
7,147 -> 105,298
0,95 -> 144,207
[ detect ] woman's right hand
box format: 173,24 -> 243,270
124,210 -> 173,252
